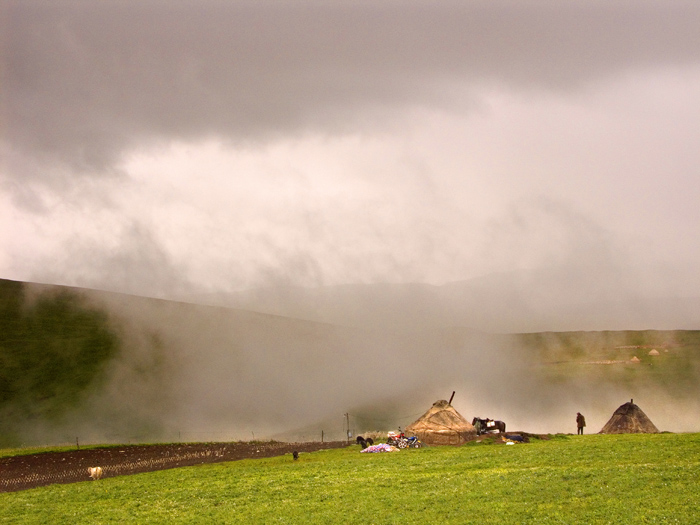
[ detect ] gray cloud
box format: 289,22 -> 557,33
1,0 -> 699,319
3,1 -> 700,174
34,221 -> 198,299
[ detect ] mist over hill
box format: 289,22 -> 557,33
1,277 -> 699,446
188,266 -> 700,332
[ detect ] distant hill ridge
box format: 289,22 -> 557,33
184,269 -> 700,332
13,265 -> 700,332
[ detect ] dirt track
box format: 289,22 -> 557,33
0,441 -> 349,493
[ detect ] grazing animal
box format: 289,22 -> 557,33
472,417 -> 506,435
366,437 -> 374,446
88,467 -> 103,480
293,451 -> 299,460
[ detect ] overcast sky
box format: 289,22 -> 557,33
2,0 -> 700,301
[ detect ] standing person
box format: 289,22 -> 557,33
576,412 -> 586,435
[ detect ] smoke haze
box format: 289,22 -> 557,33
5,280 -> 696,446
2,2 -> 699,443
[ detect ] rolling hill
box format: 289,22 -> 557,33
1,277 -> 699,446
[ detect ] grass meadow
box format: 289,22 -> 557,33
2,433 -> 699,524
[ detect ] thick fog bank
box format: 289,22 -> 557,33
5,281 -> 699,445
194,266 -> 700,333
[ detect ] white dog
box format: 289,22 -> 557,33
88,466 -> 104,480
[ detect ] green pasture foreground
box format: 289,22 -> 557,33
2,434 -> 699,524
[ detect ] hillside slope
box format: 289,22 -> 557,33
188,267 -> 700,332
1,278 -> 699,446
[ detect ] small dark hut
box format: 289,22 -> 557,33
599,399 -> 659,434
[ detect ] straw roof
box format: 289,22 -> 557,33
599,400 -> 659,434
405,399 -> 476,445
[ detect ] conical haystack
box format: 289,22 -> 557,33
599,400 -> 659,434
405,400 -> 476,445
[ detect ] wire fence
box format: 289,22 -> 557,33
1,441 -> 349,493
5,429 -> 351,452
4,411 -> 425,450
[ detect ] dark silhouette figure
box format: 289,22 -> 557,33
293,451 -> 299,460
576,412 -> 586,435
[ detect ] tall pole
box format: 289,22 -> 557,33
345,413 -> 350,443
449,391 -> 456,405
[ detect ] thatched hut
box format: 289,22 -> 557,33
599,400 -> 659,434
405,400 -> 476,445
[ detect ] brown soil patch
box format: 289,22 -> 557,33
1,441 -> 349,493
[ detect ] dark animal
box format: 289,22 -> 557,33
292,451 -> 299,460
356,436 -> 369,449
356,436 -> 374,447
472,417 -> 506,435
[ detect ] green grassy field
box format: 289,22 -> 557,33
2,433 -> 699,524
518,330 -> 700,401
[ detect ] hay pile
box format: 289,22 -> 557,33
405,400 -> 476,445
599,400 -> 659,434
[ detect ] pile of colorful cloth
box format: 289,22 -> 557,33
360,443 -> 400,453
